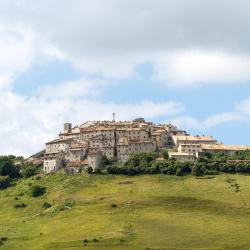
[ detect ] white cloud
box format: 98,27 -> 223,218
1,0 -> 250,156
1,1 -> 250,85
0,20 -> 65,89
236,97 -> 250,115
38,78 -> 105,99
0,79 -> 184,156
153,50 -> 250,86
170,98 -> 250,131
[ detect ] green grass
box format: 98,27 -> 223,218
1,172 -> 250,249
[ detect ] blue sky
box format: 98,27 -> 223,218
0,0 -> 250,156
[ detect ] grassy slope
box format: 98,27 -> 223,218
1,172 -> 250,250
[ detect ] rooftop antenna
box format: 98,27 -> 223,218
112,112 -> 115,122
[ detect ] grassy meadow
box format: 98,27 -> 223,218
1,172 -> 250,249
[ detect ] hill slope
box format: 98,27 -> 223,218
1,173 -> 250,249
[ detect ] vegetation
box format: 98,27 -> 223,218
0,156 -> 20,179
1,172 -> 250,249
21,165 -> 37,178
0,176 -> 10,189
0,151 -> 250,248
30,185 -> 46,197
106,150 -> 250,176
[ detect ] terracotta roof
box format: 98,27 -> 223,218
201,144 -> 250,151
169,152 -> 196,157
173,135 -> 217,142
46,138 -> 73,144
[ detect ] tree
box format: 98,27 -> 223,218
0,156 -> 20,179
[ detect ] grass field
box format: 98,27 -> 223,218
1,172 -> 250,249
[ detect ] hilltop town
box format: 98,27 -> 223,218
41,117 -> 250,173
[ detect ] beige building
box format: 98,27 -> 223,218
43,119 -> 194,172
87,151 -> 103,171
117,137 -> 155,162
45,138 -> 73,154
168,152 -> 197,162
200,144 -> 250,155
178,144 -> 202,154
43,151 -> 65,173
172,135 -> 217,147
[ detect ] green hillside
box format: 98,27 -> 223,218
1,172 -> 250,249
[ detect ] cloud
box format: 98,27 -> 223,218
1,0 -> 250,155
1,0 -> 250,85
0,20 -> 65,89
153,50 -> 250,86
170,97 -> 250,130
236,97 -> 250,115
0,79 -> 184,156
38,78 -> 105,99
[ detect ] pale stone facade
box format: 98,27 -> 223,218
87,151 -> 103,171
43,152 -> 65,173
178,144 -> 202,154
172,135 -> 217,147
168,152 -> 197,162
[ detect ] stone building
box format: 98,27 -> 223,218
168,152 -> 197,162
43,119 -> 189,173
43,151 -> 65,173
172,135 -> 217,147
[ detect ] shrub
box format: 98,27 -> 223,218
42,202 -> 52,208
111,203 -> 117,208
175,167 -> 184,176
30,185 -> 46,197
160,149 -> 169,159
205,169 -> 219,175
0,176 -> 10,189
86,166 -> 93,174
14,203 -> 26,208
58,200 -> 75,211
22,166 -> 37,178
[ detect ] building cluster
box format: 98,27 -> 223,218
42,117 -> 250,173
43,118 -> 186,173
169,135 -> 250,161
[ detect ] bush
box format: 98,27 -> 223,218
0,176 -> 10,189
22,166 -> 37,178
30,185 -> 46,197
86,166 -> 93,174
160,149 -> 169,159
42,202 -> 52,208
58,200 -> 75,211
14,203 -> 26,208
0,237 -> 7,246
111,203 -> 117,208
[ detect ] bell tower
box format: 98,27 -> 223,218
64,123 -> 72,133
